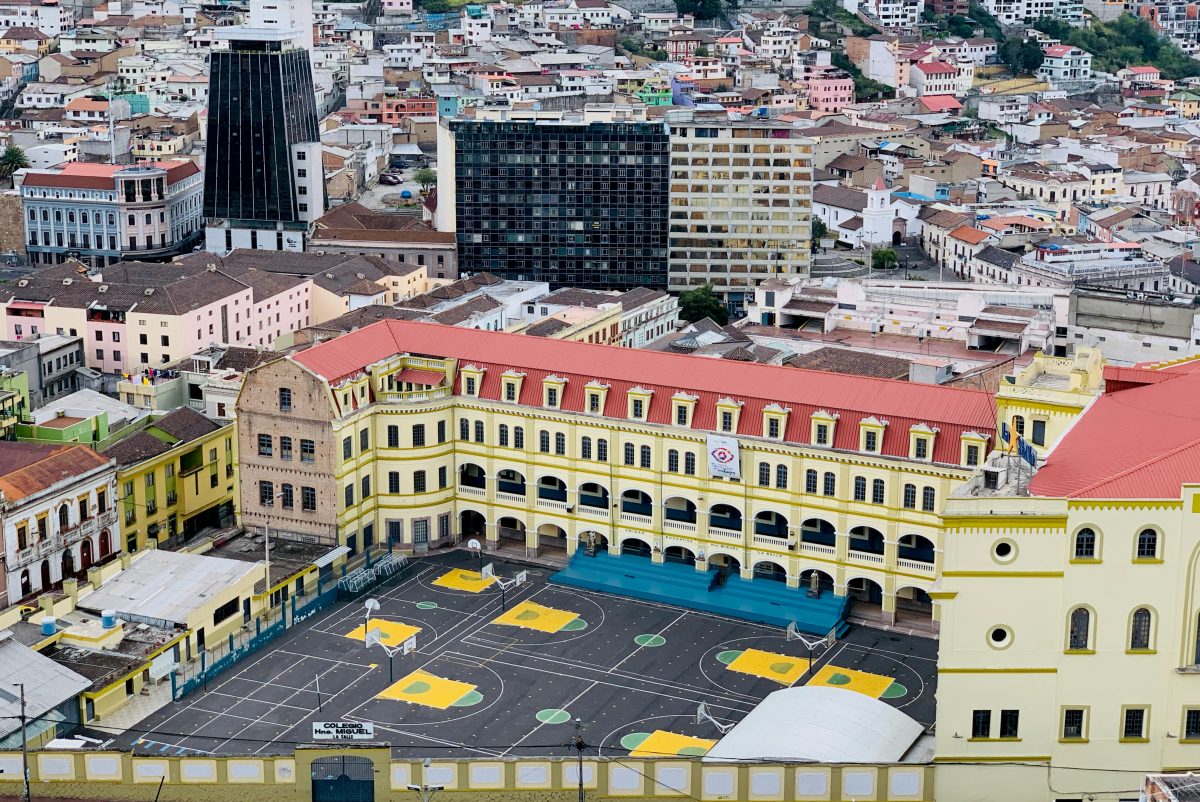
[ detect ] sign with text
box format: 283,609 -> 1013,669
312,721 -> 375,740
706,434 -> 741,480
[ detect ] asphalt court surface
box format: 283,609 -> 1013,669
118,551 -> 937,758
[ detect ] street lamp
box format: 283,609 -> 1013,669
407,758 -> 444,802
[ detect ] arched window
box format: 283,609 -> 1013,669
1074,528 -> 1096,559
667,449 -> 679,472
872,478 -> 885,504
474,420 -> 484,443
459,419 -> 469,440
853,476 -> 867,501
903,483 -> 916,509
805,469 -> 818,494
683,452 -> 695,475
623,443 -> 635,465
775,465 -> 788,489
758,462 -> 771,486
58,505 -> 69,530
1130,607 -> 1152,650
555,433 -> 566,455
498,424 -> 509,447
514,426 -> 524,449
823,472 -> 836,496
1136,528 -> 1158,560
1013,415 -> 1025,436
1068,607 -> 1090,650
597,439 -> 609,462
922,486 -> 936,512
581,436 -> 592,460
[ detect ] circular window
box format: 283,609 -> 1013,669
987,625 -> 1013,649
992,539 -> 1017,563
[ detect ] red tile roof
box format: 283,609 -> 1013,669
21,160 -> 199,190
919,94 -> 963,113
291,320 -> 997,464
0,443 -> 110,502
395,368 -> 444,386
948,225 -> 992,245
914,61 -> 957,75
1030,370 -> 1200,499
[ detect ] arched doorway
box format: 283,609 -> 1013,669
578,482 -> 609,510
311,755 -> 374,802
800,568 -> 835,594
892,230 -> 902,246
19,570 -> 30,598
39,560 -> 50,591
709,504 -> 743,533
537,476 -> 567,502
620,489 -> 652,516
753,511 -> 788,539
497,516 -> 525,545
848,577 -> 883,605
579,531 -> 607,555
663,545 -> 695,565
496,469 -> 526,497
99,530 -> 111,559
896,586 -> 934,622
800,518 -> 836,547
620,537 -> 651,558
459,463 -> 486,490
848,526 -> 885,556
537,524 -> 567,554
663,497 -> 697,524
709,553 -> 741,573
81,539 -> 94,572
460,510 -> 486,539
61,549 -> 74,582
752,560 -> 787,582
898,534 -> 935,564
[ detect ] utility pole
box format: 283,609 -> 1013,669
573,717 -> 585,802
16,683 -> 29,802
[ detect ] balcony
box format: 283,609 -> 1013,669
898,558 -> 935,574
536,497 -> 569,512
751,534 -> 788,550
662,519 -> 696,534
848,550 -> 886,566
578,504 -> 610,519
496,491 -> 526,505
619,511 -> 652,526
458,484 -> 486,498
14,510 -> 116,568
798,541 -> 836,557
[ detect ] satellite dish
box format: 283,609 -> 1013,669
364,598 -> 380,613
467,538 -> 482,551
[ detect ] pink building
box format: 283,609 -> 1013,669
807,69 -> 855,111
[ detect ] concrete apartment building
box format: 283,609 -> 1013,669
664,109 -> 813,312
0,333 -> 89,408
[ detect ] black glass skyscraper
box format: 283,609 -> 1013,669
204,43 -> 320,226
450,120 -> 670,291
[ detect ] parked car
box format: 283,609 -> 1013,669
380,174 -> 401,185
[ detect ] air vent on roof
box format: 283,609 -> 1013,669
144,288 -> 154,296
62,278 -> 72,286
17,279 -> 27,287
206,263 -> 217,272
356,273 -> 365,279
325,273 -> 334,279
98,285 -> 108,294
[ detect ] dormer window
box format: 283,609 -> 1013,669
544,375 -> 567,409
716,397 -> 743,434
671,391 -> 697,427
628,386 -> 654,420
584,380 -> 609,414
588,393 -> 601,413
961,431 -> 989,467
909,423 -> 938,462
859,416 -> 887,453
763,403 -> 790,440
461,364 -> 485,397
811,410 -> 838,446
501,370 -> 525,403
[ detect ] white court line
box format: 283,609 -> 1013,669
214,658 -> 347,752
502,680 -> 599,756
194,692 -> 315,713
609,611 -> 686,673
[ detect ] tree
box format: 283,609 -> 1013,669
1001,37 -> 1043,75
414,167 -> 437,194
674,0 -> 722,21
693,44 -> 709,57
872,248 -> 899,271
946,14 -> 975,37
679,284 -> 729,325
0,145 -> 28,182
419,0 -> 449,12
811,217 -> 829,245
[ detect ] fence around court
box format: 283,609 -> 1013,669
170,548 -> 414,701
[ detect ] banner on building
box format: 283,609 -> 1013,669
706,434 -> 741,480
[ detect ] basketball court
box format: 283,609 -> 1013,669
118,551 -> 937,759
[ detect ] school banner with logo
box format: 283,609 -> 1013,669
706,434 -> 741,480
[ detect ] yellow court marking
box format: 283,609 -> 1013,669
345,619 -> 422,648
491,601 -> 578,633
806,664 -> 895,699
432,568 -> 497,593
377,670 -> 477,709
631,730 -> 717,758
725,648 -> 808,686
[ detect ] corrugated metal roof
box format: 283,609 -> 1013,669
78,550 -> 258,626
1032,370 -> 1200,499
0,634 -> 89,738
290,320 -> 996,465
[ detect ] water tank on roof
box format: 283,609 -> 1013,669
102,610 -> 117,629
41,616 -> 56,636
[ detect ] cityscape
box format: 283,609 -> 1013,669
0,0 -> 1196,798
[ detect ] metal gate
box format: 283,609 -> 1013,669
311,756 -> 375,802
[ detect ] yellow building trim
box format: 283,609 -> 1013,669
933,756 -> 1051,763
942,516 -> 1067,529
942,571 -> 1064,578
928,591 -> 958,600
1070,499 -> 1182,511
937,667 -> 1057,674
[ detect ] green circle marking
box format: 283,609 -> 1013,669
515,609 -> 540,621
536,709 -> 571,724
880,682 -> 908,699
451,690 -> 484,707
769,661 -> 797,675
679,746 -> 709,757
416,601 -> 438,610
716,650 -> 743,665
827,672 -> 851,686
635,634 -> 666,647
561,618 -> 587,631
620,732 -> 651,751
404,680 -> 432,694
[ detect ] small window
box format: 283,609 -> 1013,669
412,424 -> 425,447
388,472 -> 400,494
966,444 -> 980,466
623,443 -> 635,466
720,410 -> 733,432
1013,415 -> 1025,437
300,439 -> 315,462
805,469 -> 818,494
1123,708 -> 1147,740
588,393 -> 601,413
361,476 -> 370,498
539,431 -> 550,453
999,710 -> 1019,739
1068,607 -> 1090,650
504,382 -> 517,401
914,438 -> 928,460
872,478 -> 885,504
344,484 -> 354,508
815,423 -> 829,445
1074,528 -> 1096,559
279,387 -> 292,412
342,436 -> 352,460
1130,607 -> 1152,650
474,421 -> 484,443
667,449 -> 679,472
775,464 -> 788,489
922,486 -> 936,512
259,480 -> 274,506
1136,528 -> 1158,560
388,426 -> 399,448
360,429 -> 369,451
676,405 -> 688,425
460,419 -> 470,441
864,430 -> 878,452
498,424 -> 509,447
1062,708 -> 1086,740
414,471 -> 426,493
971,710 -> 991,739
555,432 -> 566,455
581,437 -> 593,460
759,462 -> 771,487
853,476 -> 866,501
465,376 -> 476,395
1185,709 -> 1200,741
903,483 -> 916,509
599,439 -> 610,463
257,434 -> 272,457
823,472 -> 836,497
546,387 -> 559,408
1031,419 -> 1046,446
767,418 -> 780,438
683,452 -> 695,475
631,398 -> 644,419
